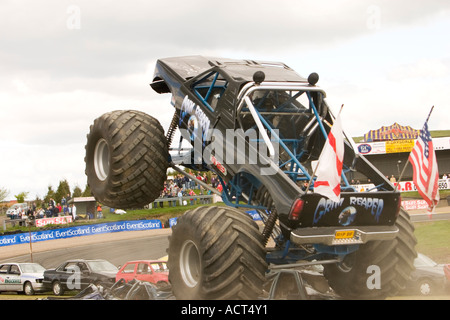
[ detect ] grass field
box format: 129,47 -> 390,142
414,220 -> 450,263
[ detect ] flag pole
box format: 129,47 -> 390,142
424,106 -> 436,216
425,105 -> 434,123
394,161 -> 409,191
305,104 -> 344,195
394,106 -> 435,193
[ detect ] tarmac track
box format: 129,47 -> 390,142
0,228 -> 172,269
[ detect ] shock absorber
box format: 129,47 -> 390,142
166,110 -> 179,148
255,185 -> 278,246
261,209 -> 278,247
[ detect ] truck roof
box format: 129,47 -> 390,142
156,55 -> 308,83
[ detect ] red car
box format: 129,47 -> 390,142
445,264 -> 450,282
116,260 -> 169,287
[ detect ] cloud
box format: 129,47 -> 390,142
1,0 -> 450,200
388,58 -> 450,81
1,1 -> 449,79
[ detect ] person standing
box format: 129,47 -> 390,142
49,198 -> 57,217
71,204 -> 77,220
96,204 -> 103,219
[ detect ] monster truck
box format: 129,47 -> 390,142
84,56 -> 417,300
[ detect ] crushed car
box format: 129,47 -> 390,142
42,279 -> 174,300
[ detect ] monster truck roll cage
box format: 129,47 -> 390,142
170,74 -> 396,264
152,56 -> 403,268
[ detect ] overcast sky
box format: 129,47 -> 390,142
1,1 -> 449,201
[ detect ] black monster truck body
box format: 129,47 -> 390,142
85,56 -> 417,299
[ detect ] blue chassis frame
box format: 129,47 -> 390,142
189,73 -> 389,264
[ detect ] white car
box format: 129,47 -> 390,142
6,203 -> 28,219
0,262 -> 47,295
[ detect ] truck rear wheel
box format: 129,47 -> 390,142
323,208 -> 417,299
168,206 -> 267,300
85,110 -> 168,209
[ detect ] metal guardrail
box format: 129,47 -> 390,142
148,195 -> 215,208
3,218 -> 27,231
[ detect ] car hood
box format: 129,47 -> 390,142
415,265 -> 445,277
44,269 -> 56,274
22,272 -> 45,280
93,270 -> 117,278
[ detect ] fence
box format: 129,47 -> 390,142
147,194 -> 217,208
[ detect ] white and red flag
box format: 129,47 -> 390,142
313,110 -> 345,202
408,118 -> 439,215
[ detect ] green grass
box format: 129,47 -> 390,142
402,189 -> 450,199
414,220 -> 450,263
102,202 -> 226,223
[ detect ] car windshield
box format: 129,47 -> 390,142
20,263 -> 46,273
87,260 -> 118,272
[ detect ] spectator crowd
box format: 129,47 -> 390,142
152,173 -> 222,208
7,193 -> 76,222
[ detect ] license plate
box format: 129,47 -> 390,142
334,230 -> 355,239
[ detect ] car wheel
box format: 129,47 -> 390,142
52,280 -> 65,296
24,282 -> 35,296
418,279 -> 433,296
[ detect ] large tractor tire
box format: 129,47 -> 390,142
85,110 -> 168,209
323,208 -> 417,299
168,206 -> 268,300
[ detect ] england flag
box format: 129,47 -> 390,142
313,111 -> 345,202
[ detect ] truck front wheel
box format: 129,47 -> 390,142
168,206 -> 268,300
85,110 -> 168,209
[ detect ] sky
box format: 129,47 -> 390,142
1,0 -> 449,201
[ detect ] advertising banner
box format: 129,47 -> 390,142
0,219 -> 162,247
385,139 -> 415,154
401,200 -> 429,210
35,216 -> 73,227
356,137 -> 450,155
393,179 -> 449,192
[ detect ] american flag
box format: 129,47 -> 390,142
408,121 -> 439,213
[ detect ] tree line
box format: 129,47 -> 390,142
0,179 -> 92,209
